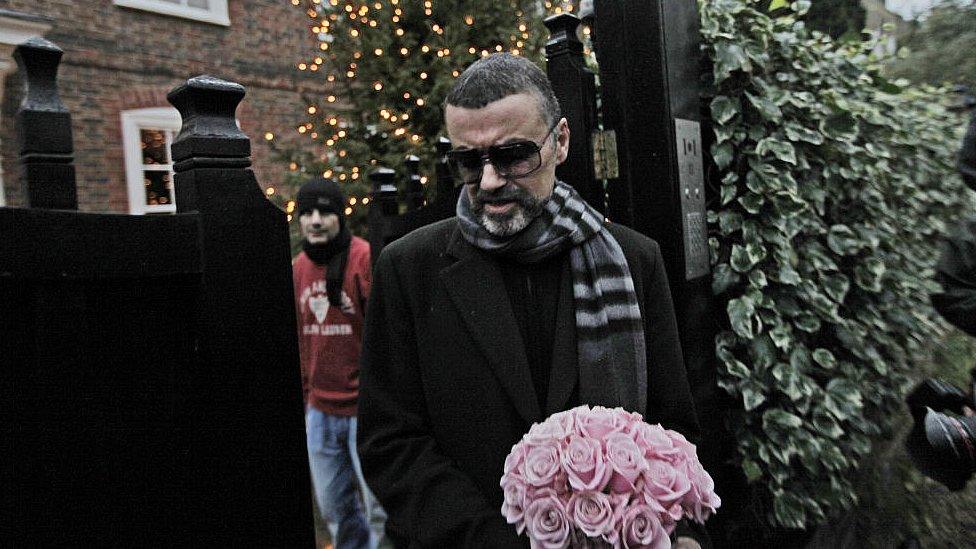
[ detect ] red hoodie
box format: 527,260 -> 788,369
293,236 -> 371,416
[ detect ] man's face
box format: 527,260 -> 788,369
299,208 -> 341,244
445,92 -> 569,236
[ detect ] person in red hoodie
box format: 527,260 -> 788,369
293,177 -> 386,549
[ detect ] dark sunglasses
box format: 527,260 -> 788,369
446,120 -> 560,185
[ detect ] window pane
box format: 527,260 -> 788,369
141,129 -> 169,165
187,0 -> 209,8
143,171 -> 173,206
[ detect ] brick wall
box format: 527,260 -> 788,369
1,0 -> 324,212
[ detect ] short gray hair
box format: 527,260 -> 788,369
445,53 -> 562,129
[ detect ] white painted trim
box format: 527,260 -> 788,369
121,107 -> 182,215
113,0 -> 230,26
0,15 -> 53,48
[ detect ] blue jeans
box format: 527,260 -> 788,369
306,408 -> 387,549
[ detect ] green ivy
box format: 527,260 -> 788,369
699,0 -> 972,529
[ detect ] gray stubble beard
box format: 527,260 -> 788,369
473,184 -> 545,237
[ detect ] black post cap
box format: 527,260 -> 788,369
168,75 -> 251,171
14,37 -> 68,115
544,13 -> 584,57
436,136 -> 452,155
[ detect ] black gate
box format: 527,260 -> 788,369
0,38 -> 313,545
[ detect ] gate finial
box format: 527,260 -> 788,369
14,36 -> 77,209
167,75 -> 250,172
544,13 -> 585,58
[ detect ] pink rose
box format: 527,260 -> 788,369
504,441 -> 528,479
643,458 -> 691,509
560,435 -> 612,492
620,502 -> 671,549
631,423 -> 681,461
524,440 -> 564,488
616,409 -> 646,432
667,430 -> 699,461
566,491 -> 615,539
575,406 -> 627,439
602,493 -> 632,546
525,489 -> 571,549
525,410 -> 576,445
606,432 -> 648,494
501,474 -> 529,533
682,461 -> 721,523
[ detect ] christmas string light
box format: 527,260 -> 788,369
282,0 -> 570,219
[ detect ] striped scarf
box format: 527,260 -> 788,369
457,180 -> 648,414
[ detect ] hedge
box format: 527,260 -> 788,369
699,0 -> 972,529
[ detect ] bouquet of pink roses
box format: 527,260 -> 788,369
500,405 -> 720,549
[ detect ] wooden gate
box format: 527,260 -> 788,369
0,38 -> 313,545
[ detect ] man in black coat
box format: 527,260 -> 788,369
357,53 -> 703,548
932,108 -> 976,337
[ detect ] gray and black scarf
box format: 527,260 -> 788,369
457,180 -> 648,414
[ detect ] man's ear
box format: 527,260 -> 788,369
554,117 -> 570,165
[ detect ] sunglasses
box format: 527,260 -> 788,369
446,120 -> 560,185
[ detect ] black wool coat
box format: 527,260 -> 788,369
357,218 -> 701,549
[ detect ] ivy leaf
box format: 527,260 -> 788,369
813,412 -> 843,439
794,313 -> 821,333
743,384 -> 766,411
721,183 -> 738,206
827,225 -> 863,255
711,96 -> 740,125
772,363 -> 806,401
769,321 -> 791,350
726,358 -> 752,379
746,91 -> 783,122
728,294 -> 757,338
812,348 -> 837,370
772,493 -> 808,530
747,242 -> 767,264
854,258 -> 885,292
789,344 -> 811,371
822,273 -> 850,303
712,263 -> 741,295
711,141 -> 734,170
773,190 -> 808,216
820,112 -> 858,141
826,379 -> 862,405
792,0 -> 812,16
749,269 -> 768,288
730,244 -> 757,272
718,210 -> 743,235
763,408 -> 803,430
778,263 -> 802,285
739,192 -> 765,214
784,122 -> 824,145
750,334 -> 777,369
714,42 -> 752,83
756,137 -> 797,165
743,459 -> 763,482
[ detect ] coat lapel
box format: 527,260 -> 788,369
440,230 -> 542,425
545,259 -> 578,416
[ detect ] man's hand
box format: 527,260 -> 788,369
674,536 -> 702,549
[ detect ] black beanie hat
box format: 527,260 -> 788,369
296,177 -> 345,217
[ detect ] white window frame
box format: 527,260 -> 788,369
113,0 -> 230,26
121,108 -> 182,215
